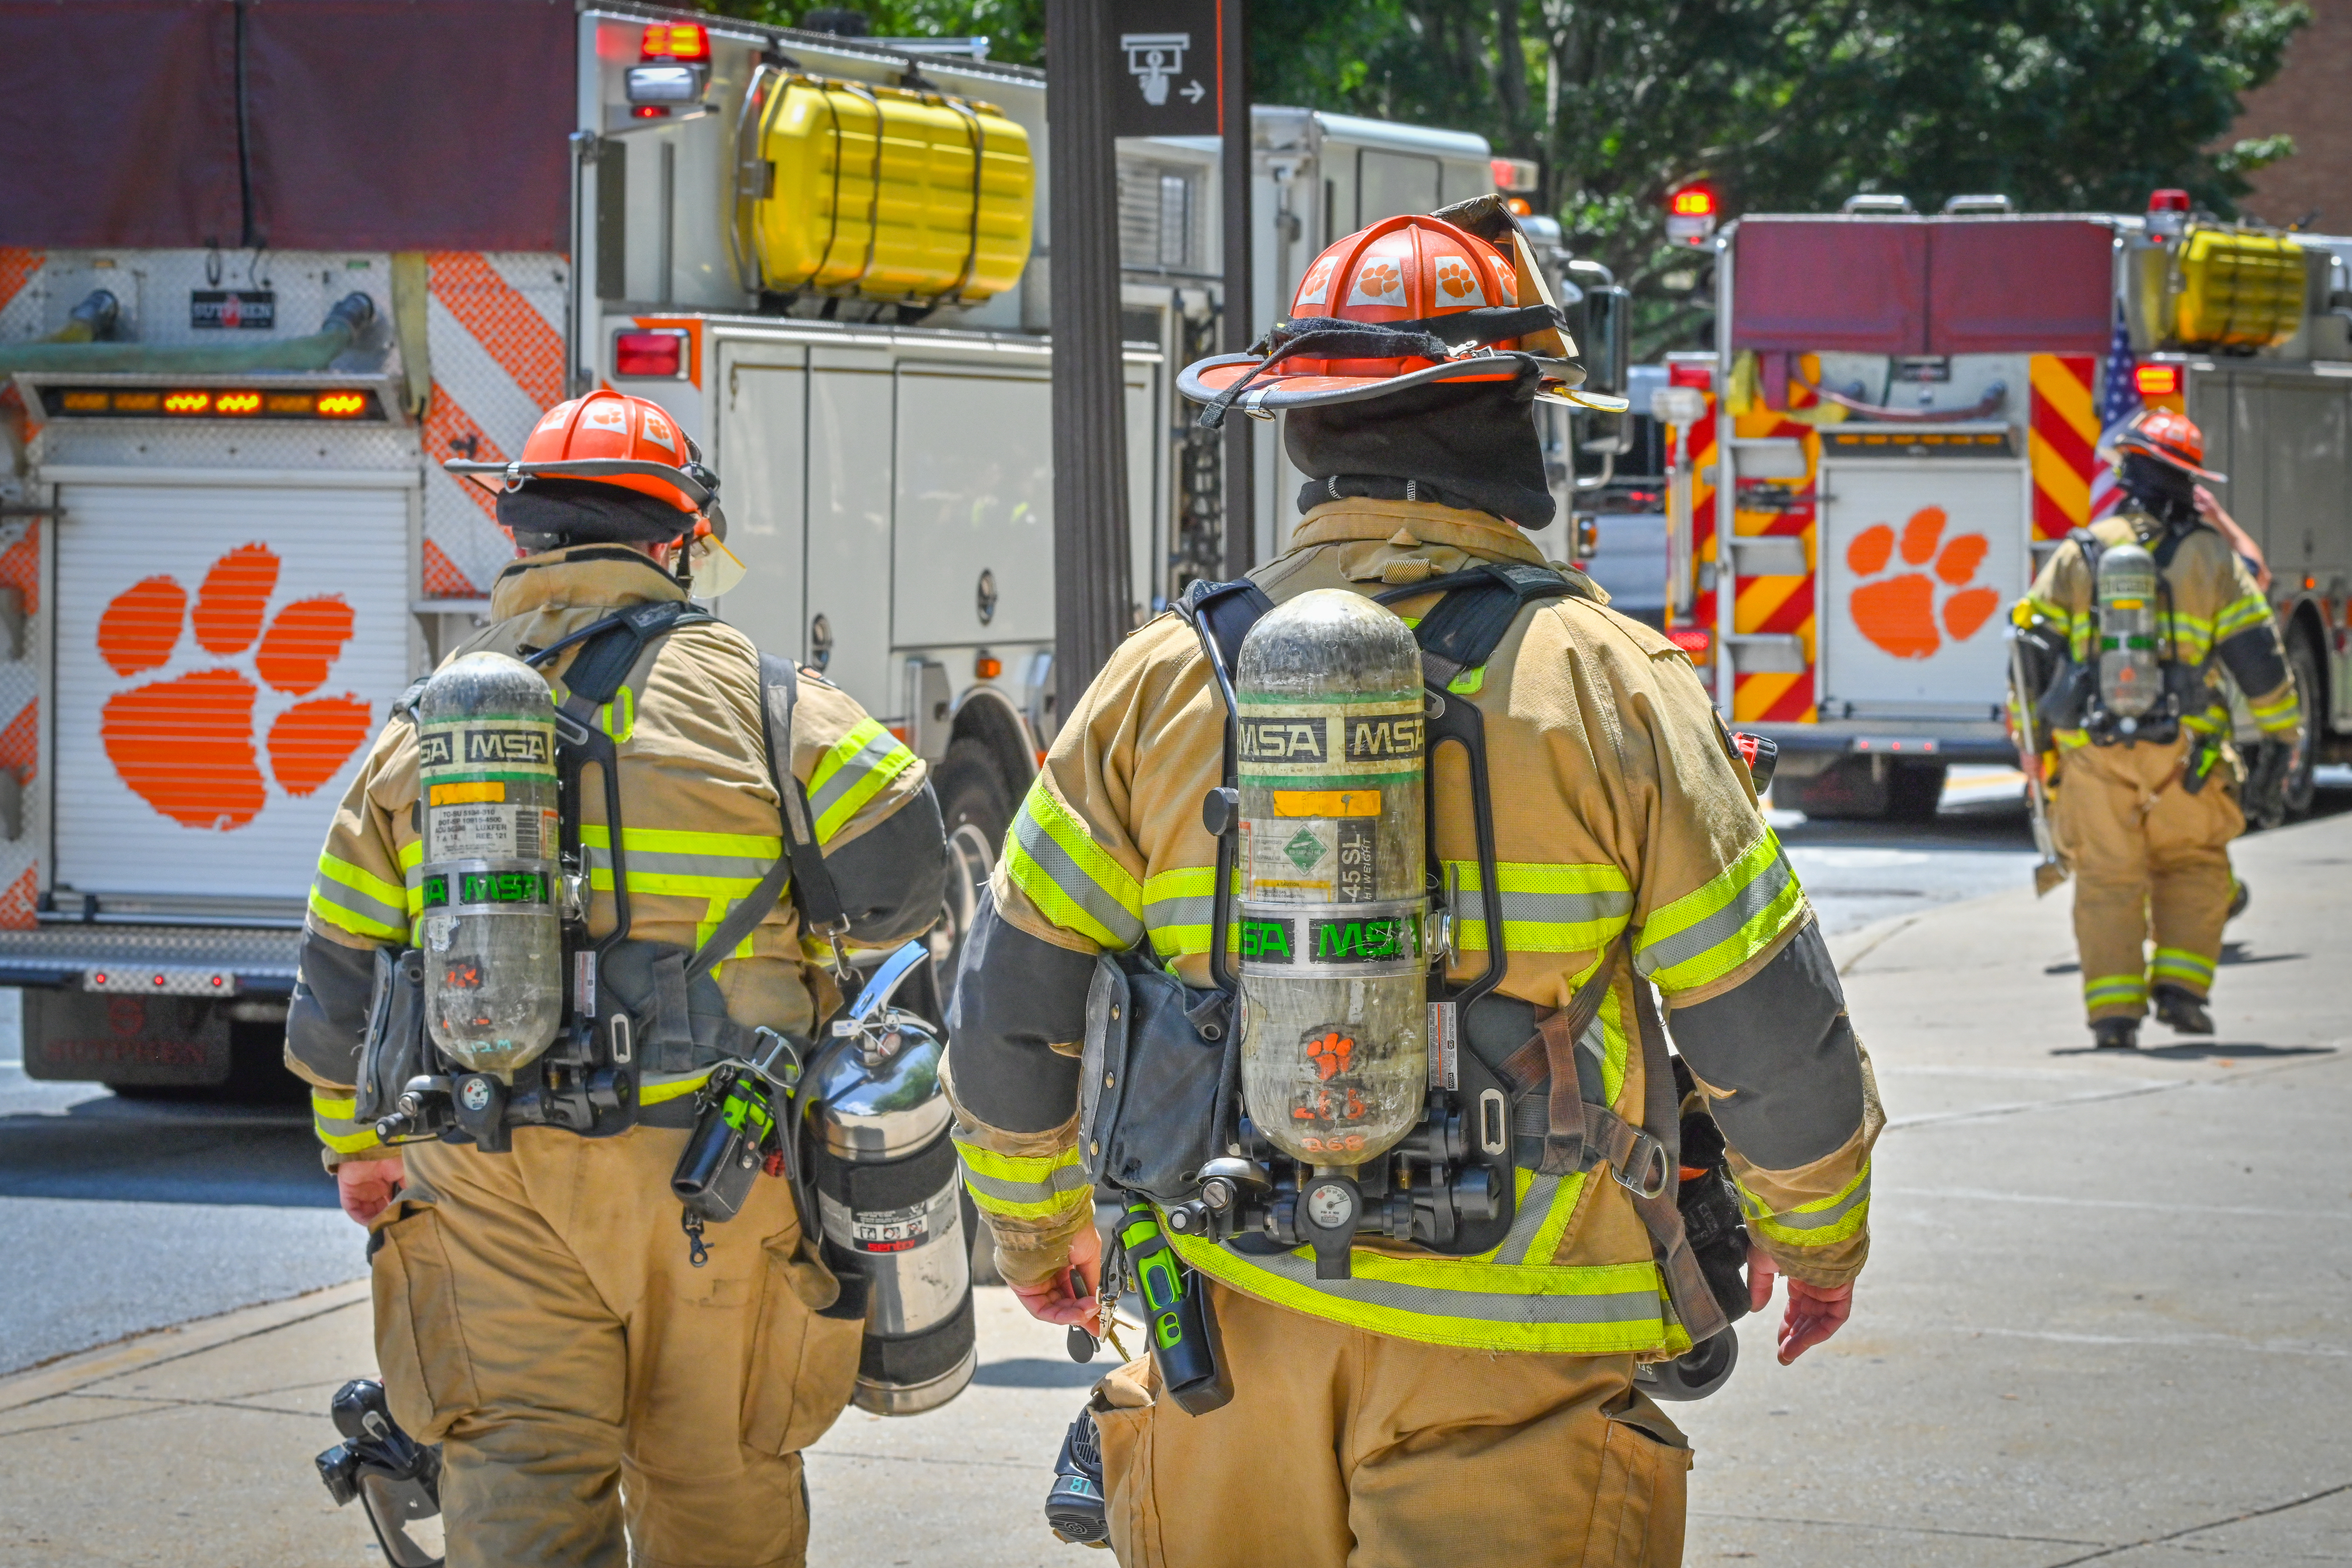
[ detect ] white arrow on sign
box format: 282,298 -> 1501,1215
1180,79 -> 1206,104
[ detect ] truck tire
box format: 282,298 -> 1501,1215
2284,631 -> 2322,820
929,738 -> 1012,981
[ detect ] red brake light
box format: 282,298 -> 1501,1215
1670,186 -> 1716,218
1668,363 -> 1713,390
1666,627 -> 1712,657
614,330 -> 685,378
2134,364 -> 2181,397
2148,188 -> 2191,213
642,22 -> 708,61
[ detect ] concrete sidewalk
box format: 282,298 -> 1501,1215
2,814 -> 2345,1567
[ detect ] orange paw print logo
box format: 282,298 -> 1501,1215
1305,1031 -> 1355,1081
97,544 -> 373,830
1348,257 -> 1406,306
1846,507 -> 2002,660
1435,255 -> 1480,299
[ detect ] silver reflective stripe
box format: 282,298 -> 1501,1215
1145,891 -> 1213,929
1233,1248 -> 1665,1326
962,1163 -> 1092,1208
1493,1174 -> 1562,1266
1636,850 -> 1795,976
1499,887 -> 1634,927
583,845 -> 776,884
312,873 -> 403,932
1758,1170 -> 1871,1232
1012,805 -> 1145,948
807,727 -> 903,828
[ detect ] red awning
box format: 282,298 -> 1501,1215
0,0 -> 574,253
1732,214 -> 2119,357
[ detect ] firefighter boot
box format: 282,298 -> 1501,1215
2152,984 -> 2214,1036
2227,878 -> 2249,922
2093,1018 -> 2140,1051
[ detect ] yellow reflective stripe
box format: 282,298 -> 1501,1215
1169,1231 -> 1678,1355
955,1140 -> 1093,1218
1637,829 -> 1804,993
310,855 -> 406,941
579,823 -> 785,907
1143,866 -> 1216,956
1445,860 -> 1634,954
598,684 -> 635,743
2213,594 -> 2269,641
313,1090 -> 382,1156
2249,687 -> 2302,731
2150,947 -> 2215,987
1004,778 -> 1143,950
2181,711 -> 2229,735
639,1068 -> 713,1107
808,719 -> 918,844
580,824 -> 783,859
1738,1162 -> 1869,1249
2083,973 -> 2146,1008
398,839 -> 423,870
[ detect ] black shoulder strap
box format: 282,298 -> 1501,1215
1174,577 -> 1275,672
527,599 -> 717,702
1375,562 -> 1576,687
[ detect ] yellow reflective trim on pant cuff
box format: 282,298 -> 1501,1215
1167,1234 -> 1674,1354
314,1091 -> 382,1156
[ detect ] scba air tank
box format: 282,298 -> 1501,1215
2095,541 -> 2162,719
1234,589 -> 1427,1169
415,651 -> 563,1074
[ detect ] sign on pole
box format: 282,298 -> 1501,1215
1109,0 -> 1219,138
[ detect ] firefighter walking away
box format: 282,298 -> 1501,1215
284,390 -> 952,1566
945,203 -> 1883,1567
2010,408 -> 2304,1050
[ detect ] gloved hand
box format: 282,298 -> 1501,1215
2242,736 -> 2298,829
1745,1247 -> 1853,1365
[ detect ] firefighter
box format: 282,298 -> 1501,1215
285,390 -> 948,1567
944,213 -> 1880,1566
2014,408 -> 2303,1049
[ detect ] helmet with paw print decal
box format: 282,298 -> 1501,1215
1179,204 -> 1627,427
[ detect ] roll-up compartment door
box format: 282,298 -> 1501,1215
892,366 -> 1054,647
54,483 -> 411,900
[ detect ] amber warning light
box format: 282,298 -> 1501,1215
41,386 -> 383,421
1665,184 -> 1719,247
2134,363 -> 2182,397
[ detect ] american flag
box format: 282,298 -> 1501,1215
2087,306 -> 2140,520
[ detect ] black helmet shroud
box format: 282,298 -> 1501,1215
497,477 -> 700,552
1284,365 -> 1555,530
2117,450 -> 2198,532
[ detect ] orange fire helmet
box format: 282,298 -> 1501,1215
1178,210 -> 1626,425
2112,407 -> 2225,483
443,389 -> 729,540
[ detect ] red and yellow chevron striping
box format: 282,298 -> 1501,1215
2029,354 -> 2097,541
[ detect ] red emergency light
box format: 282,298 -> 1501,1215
614,329 -> 688,379
1669,186 -> 1717,219
641,22 -> 708,61
1668,362 -> 1713,390
2148,189 -> 2191,214
2134,363 -> 2182,397
1666,627 -> 1713,658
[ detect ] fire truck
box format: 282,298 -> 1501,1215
0,3 -> 1574,1091
1661,192 -> 2352,819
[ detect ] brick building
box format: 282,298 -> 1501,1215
2230,0 -> 2352,230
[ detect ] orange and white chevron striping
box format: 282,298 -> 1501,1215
419,252 -> 569,599
2028,354 -> 2098,541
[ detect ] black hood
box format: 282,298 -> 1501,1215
1283,365 -> 1554,529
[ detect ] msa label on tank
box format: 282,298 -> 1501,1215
420,869 -> 553,910
1237,902 -> 1423,975
417,720 -> 556,773
1235,699 -> 1423,775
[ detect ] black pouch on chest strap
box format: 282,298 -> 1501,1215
1079,951 -> 1228,1208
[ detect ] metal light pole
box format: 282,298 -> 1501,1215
1048,0 -> 1135,726
1218,0 -> 1254,575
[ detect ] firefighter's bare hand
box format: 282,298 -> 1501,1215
1009,1218 -> 1102,1333
1746,1247 -> 1854,1365
335,1156 -> 405,1227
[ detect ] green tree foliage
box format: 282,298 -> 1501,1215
702,2 -> 2304,352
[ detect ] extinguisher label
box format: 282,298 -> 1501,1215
849,1201 -> 930,1253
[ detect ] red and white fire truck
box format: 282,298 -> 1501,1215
0,3 -> 1550,1090
1657,192 -> 2352,819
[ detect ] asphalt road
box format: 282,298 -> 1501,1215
2,763 -> 2344,1378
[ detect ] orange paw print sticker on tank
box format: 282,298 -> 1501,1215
1846,507 -> 2003,659
97,544 -> 373,830
1306,1031 -> 1355,1081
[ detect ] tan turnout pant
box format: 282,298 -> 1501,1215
2050,736 -> 2242,1023
1091,1280 -> 1692,1568
368,1124 -> 862,1568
